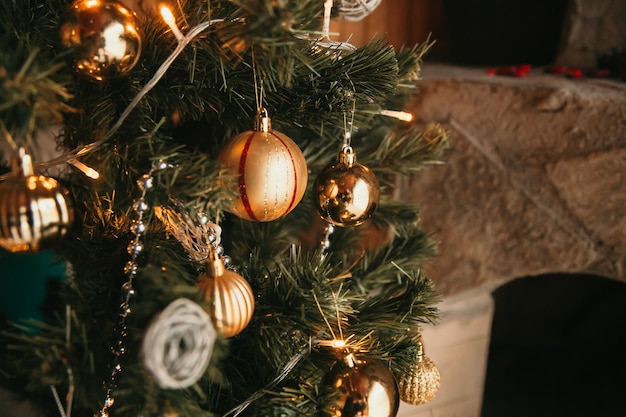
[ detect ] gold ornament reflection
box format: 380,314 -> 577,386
324,353 -> 399,417
313,147 -> 379,227
60,0 -> 142,81
0,153 -> 74,252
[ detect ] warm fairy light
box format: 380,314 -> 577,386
159,5 -> 175,25
0,7 -> 223,183
315,338 -> 348,348
331,339 -> 346,348
69,159 -> 100,180
379,109 -> 413,122
160,5 -> 184,41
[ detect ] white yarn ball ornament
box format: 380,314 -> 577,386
337,0 -> 382,21
141,298 -> 217,389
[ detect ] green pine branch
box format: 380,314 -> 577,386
0,1 -> 446,416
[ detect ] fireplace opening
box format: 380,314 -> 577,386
481,273 -> 626,417
442,0 -> 569,66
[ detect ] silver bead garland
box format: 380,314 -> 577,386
95,161 -> 168,417
321,223 -> 335,252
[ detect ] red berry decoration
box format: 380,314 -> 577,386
566,68 -> 583,79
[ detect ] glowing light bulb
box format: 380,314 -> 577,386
331,339 -> 346,348
379,109 -> 413,122
160,5 -> 184,41
69,159 -> 100,180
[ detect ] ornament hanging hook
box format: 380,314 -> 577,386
318,0 -> 356,51
295,0 -> 356,52
342,113 -> 351,148
340,72 -> 358,151
251,47 -> 264,111
342,96 -> 356,149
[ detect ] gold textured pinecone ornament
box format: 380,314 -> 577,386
397,340 -> 441,405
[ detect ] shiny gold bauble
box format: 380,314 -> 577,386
397,342 -> 441,405
313,146 -> 379,227
198,252 -> 255,337
0,149 -> 74,252
218,107 -> 308,222
60,0 -> 142,81
324,352 -> 399,417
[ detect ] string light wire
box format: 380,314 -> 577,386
0,4 -> 411,182
0,11 -> 225,181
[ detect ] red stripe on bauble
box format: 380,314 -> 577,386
238,132 -> 258,221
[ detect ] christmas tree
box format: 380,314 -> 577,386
0,0 -> 448,416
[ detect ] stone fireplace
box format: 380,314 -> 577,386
392,62 -> 626,416
404,64 -> 626,294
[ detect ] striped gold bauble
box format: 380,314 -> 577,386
198,250 -> 254,338
0,149 -> 74,252
217,107 -> 307,222
397,340 -> 441,405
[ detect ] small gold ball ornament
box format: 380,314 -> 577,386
198,250 -> 255,337
0,149 -> 74,252
323,351 -> 399,417
60,0 -> 142,81
397,341 -> 441,405
218,107 -> 308,222
313,146 -> 379,227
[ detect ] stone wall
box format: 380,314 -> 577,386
556,0 -> 626,69
399,65 -> 626,296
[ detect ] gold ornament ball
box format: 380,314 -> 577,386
218,108 -> 308,222
0,150 -> 74,252
199,252 -> 255,338
323,352 -> 399,417
397,344 -> 441,405
60,0 -> 142,81
313,146 -> 379,227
